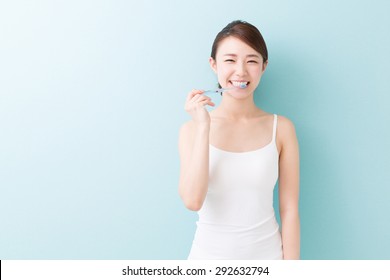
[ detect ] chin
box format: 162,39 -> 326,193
226,90 -> 252,99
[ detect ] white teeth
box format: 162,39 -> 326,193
231,81 -> 248,87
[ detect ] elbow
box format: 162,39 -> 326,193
179,189 -> 204,211
178,179 -> 207,211
182,197 -> 204,211
186,203 -> 202,211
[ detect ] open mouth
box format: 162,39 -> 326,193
229,80 -> 249,89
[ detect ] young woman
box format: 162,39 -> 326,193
178,20 -> 300,260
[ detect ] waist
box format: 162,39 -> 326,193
191,215 -> 282,259
194,215 -> 280,246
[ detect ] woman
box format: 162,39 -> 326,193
178,20 -> 300,260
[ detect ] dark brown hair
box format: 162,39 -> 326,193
211,20 -> 268,63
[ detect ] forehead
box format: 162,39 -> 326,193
216,36 -> 260,57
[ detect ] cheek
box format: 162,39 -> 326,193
216,65 -> 232,79
253,66 -> 262,75
251,67 -> 263,81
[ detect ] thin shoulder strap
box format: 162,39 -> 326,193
272,114 -> 278,142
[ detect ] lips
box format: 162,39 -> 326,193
229,80 -> 250,88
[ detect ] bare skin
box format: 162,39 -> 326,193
178,36 -> 300,259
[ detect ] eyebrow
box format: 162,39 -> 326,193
223,54 -> 260,58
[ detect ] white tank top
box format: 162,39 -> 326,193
188,114 -> 283,260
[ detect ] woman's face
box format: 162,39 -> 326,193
210,36 -> 267,98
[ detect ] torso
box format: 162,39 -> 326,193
187,111 -> 283,260
209,110 -> 281,154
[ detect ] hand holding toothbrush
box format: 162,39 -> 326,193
184,85 -> 248,123
185,89 -> 215,124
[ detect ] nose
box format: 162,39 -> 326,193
234,61 -> 247,76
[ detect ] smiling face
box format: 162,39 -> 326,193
209,36 -> 267,98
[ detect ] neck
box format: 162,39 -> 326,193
217,93 -> 259,120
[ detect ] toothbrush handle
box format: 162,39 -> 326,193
203,89 -> 222,94
203,87 -> 234,94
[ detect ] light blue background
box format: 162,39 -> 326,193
1,0 -> 389,259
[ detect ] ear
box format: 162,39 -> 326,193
209,57 -> 217,74
262,60 -> 268,73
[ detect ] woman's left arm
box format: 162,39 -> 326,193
277,116 -> 300,260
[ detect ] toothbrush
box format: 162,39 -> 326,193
203,84 -> 248,94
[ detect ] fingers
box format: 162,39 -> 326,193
200,99 -> 215,107
184,90 -> 215,118
192,95 -> 214,108
186,89 -> 204,103
186,89 -> 213,104
192,93 -> 209,103
184,89 -> 214,122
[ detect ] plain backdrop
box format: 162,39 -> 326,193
1,0 -> 389,259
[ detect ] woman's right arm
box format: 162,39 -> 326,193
178,90 -> 214,211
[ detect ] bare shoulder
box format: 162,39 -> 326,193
276,115 -> 298,152
277,115 -> 296,134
